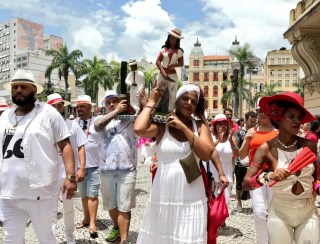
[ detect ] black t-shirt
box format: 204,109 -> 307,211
234,128 -> 247,167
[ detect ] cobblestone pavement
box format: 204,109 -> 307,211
2,163 -> 319,243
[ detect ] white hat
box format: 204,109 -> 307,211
167,27 -> 184,39
211,114 -> 228,126
3,69 -> 44,94
0,97 -> 8,111
102,90 -> 118,106
129,58 -> 137,66
76,95 -> 95,106
47,93 -> 70,106
255,97 -> 261,110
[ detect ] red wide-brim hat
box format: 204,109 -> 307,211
259,92 -> 316,124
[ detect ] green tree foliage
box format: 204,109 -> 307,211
45,43 -> 84,100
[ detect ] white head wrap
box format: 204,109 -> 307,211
176,84 -> 200,103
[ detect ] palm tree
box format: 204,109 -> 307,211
221,78 -> 250,117
81,56 -> 113,105
253,81 -> 282,108
144,68 -> 158,95
292,80 -> 304,98
45,43 -> 84,100
229,43 -> 255,117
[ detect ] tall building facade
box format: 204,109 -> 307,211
0,18 -> 64,97
188,39 -> 230,117
264,48 -> 300,93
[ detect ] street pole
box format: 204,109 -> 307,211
248,68 -> 251,111
239,69 -> 242,118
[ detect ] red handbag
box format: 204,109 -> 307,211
200,162 -> 229,244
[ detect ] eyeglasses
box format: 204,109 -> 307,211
82,120 -> 88,131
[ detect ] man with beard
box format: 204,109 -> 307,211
0,70 -> 77,243
91,90 -> 138,244
47,93 -> 87,243
74,95 -> 100,239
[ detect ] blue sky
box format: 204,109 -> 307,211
0,0 -> 297,63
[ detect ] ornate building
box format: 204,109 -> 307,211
284,0 -> 320,114
188,39 -> 230,117
264,48 -> 300,93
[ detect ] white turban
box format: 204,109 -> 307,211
176,84 -> 200,103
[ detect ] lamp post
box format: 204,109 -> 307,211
248,67 -> 258,111
231,57 -> 240,118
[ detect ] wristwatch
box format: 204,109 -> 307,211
66,175 -> 77,182
258,172 -> 268,185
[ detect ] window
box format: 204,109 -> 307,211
193,72 -> 199,81
285,79 -> 290,87
22,56 -> 27,61
204,72 -> 209,81
285,69 -> 290,76
17,57 -> 21,62
278,58 -> 281,65
193,60 -> 199,67
270,69 -> 274,76
270,58 -> 274,65
213,100 -> 218,109
286,58 -> 290,64
260,83 -> 265,92
253,83 -> 258,93
204,85 -> 208,97
213,85 -> 218,97
222,85 -> 227,94
278,69 -> 282,76
293,69 -> 298,75
213,72 -> 218,81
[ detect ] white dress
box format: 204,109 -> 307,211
137,122 -> 207,244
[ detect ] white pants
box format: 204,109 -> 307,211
52,183 -> 75,243
156,73 -> 178,112
268,196 -> 320,244
0,196 -> 58,244
250,185 -> 273,244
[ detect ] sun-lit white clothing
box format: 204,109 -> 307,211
137,120 -> 207,244
0,101 -> 70,189
268,148 -> 320,244
125,70 -> 145,114
75,117 -> 100,168
58,119 -> 87,179
90,117 -> 138,171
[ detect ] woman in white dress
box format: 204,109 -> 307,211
210,114 -> 239,207
134,84 -> 214,243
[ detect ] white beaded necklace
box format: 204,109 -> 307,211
277,138 -> 297,149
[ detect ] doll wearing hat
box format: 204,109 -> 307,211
125,59 -> 146,115
155,27 -> 184,113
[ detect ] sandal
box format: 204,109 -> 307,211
89,229 -> 99,239
76,221 -> 89,229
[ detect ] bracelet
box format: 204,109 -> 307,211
267,172 -> 273,182
190,134 -> 196,148
144,105 -> 154,109
249,174 -> 263,189
251,161 -> 262,169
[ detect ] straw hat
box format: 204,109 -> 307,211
76,95 -> 95,106
3,69 -> 44,94
47,93 -> 70,106
210,114 -> 228,126
167,27 -> 184,39
102,90 -> 118,106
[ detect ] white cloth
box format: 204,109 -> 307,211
90,117 -> 138,171
137,121 -> 207,244
58,119 -> 87,179
160,48 -> 183,68
210,135 -> 234,183
125,70 -> 145,114
75,117 -> 100,168
0,196 -> 59,244
250,185 -> 273,244
176,84 -> 200,102
0,101 -> 70,195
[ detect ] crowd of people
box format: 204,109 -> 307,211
0,26 -> 320,244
